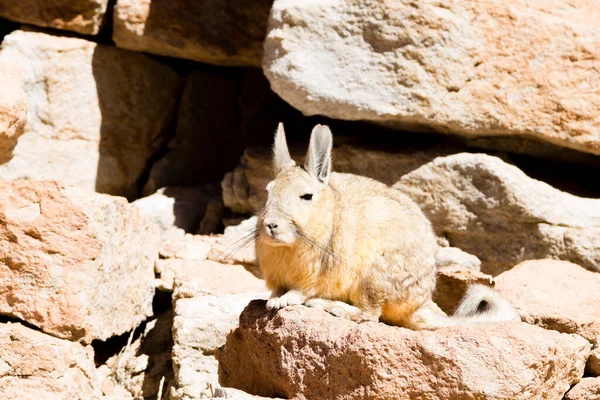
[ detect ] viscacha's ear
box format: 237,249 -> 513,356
304,124 -> 332,185
272,122 -> 295,175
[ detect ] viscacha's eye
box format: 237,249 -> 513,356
300,193 -> 313,201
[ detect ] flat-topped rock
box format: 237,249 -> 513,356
217,301 -> 590,400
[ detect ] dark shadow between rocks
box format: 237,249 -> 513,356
0,17 -> 18,43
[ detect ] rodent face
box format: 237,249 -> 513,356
259,166 -> 328,247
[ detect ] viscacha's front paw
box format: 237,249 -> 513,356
266,291 -> 305,310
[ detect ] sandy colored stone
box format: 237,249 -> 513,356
0,30 -> 183,200
0,0 -> 109,35
208,217 -> 259,271
588,337 -> 600,376
113,0 -> 273,66
222,141 -> 454,214
171,261 -> 268,400
212,387 -> 283,399
434,265 -> 494,315
395,153 -> 600,275
264,0 -> 600,156
435,246 -> 481,271
98,311 -> 174,400
0,180 -> 159,343
133,185 -> 219,237
0,322 -> 100,399
495,260 -> 600,342
155,237 -> 220,292
217,301 -> 589,400
565,377 -> 600,400
143,68 -> 242,195
0,60 -> 26,165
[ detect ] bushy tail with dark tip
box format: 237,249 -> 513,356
453,284 -> 520,323
405,284 -> 520,330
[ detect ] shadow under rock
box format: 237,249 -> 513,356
91,45 -> 183,201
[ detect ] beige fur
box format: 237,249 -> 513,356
256,123 -> 519,329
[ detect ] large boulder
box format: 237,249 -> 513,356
171,260 -> 268,399
0,0 -> 109,35
495,260 -> 600,342
113,0 -> 273,67
264,0 -> 600,156
0,180 -> 160,343
395,153 -> 600,275
0,60 -> 26,165
217,302 -> 590,400
0,322 -> 100,398
0,30 -> 183,200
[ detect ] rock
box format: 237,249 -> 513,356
565,377 -> 600,400
98,311 -> 174,400
395,153 -> 600,275
222,141 -> 454,214
171,261 -> 268,399
264,0 -> 600,156
198,196 -> 226,235
0,180 -> 159,343
143,68 -> 242,196
113,0 -> 273,66
133,185 -> 219,237
212,387 -> 283,399
156,235 -> 216,292
433,265 -> 494,315
0,322 -> 100,398
208,217 -> 259,270
436,246 -> 481,271
0,60 -> 26,165
495,260 -> 600,342
217,302 -> 590,400
0,30 -> 183,200
588,338 -> 600,376
0,0 -> 109,35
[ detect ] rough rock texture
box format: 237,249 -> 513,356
588,338 -> 600,376
143,68 -> 241,195
565,377 -> 600,400
264,0 -> 600,156
171,261 -> 268,399
395,153 -> 600,275
0,60 -> 26,165
222,141 -> 454,214
0,322 -> 100,399
98,311 -> 174,400
208,217 -> 260,271
433,265 -> 494,315
211,387 -> 283,399
0,30 -> 183,199
0,0 -> 109,35
495,260 -> 600,342
435,246 -> 481,271
217,302 -> 590,400
113,0 -> 273,66
133,185 -> 219,237
0,180 -> 159,343
156,235 -> 217,292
